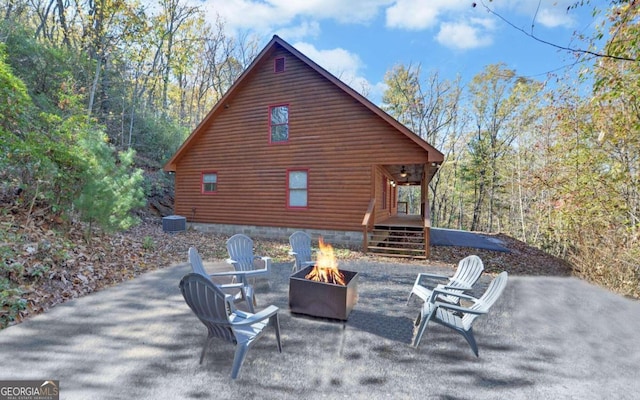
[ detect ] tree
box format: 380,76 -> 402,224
381,64 -> 464,222
74,139 -> 145,240
464,63 -> 542,232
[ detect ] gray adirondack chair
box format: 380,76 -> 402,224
407,255 -> 484,306
226,234 -> 271,286
288,231 -> 316,272
412,271 -> 508,356
179,273 -> 282,379
188,247 -> 257,313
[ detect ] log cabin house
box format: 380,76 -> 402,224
163,35 -> 444,258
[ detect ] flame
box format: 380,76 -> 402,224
305,237 -> 346,285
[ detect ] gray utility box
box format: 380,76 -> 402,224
162,215 -> 186,233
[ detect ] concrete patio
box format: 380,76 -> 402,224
1,260 -> 638,399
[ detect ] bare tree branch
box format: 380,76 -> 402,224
478,0 -> 639,62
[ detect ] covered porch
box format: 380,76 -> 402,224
361,162 -> 439,259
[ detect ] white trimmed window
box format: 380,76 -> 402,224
202,172 -> 217,193
287,169 -> 308,208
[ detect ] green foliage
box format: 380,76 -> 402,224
0,240 -> 26,329
142,236 -> 155,250
1,33 -> 146,239
74,139 -> 146,239
0,44 -> 32,134
128,112 -> 188,164
28,264 -> 50,279
381,64 -> 422,131
0,277 -> 26,329
1,25 -> 91,113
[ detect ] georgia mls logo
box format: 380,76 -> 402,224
0,380 -> 59,400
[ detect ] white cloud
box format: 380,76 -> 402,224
436,21 -> 493,50
291,42 -> 379,99
536,7 -> 575,28
385,0 -> 468,30
274,0 -> 390,24
276,20 -> 321,41
369,81 -> 389,106
196,0 -> 277,34
196,0 -> 392,34
292,42 -> 364,81
490,0 -> 576,29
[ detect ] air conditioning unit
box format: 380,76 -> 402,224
162,215 -> 186,233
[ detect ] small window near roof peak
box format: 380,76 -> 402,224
275,57 -> 285,73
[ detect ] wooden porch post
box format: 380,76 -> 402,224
423,164 -> 431,259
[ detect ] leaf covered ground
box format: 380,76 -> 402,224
1,211 -> 573,328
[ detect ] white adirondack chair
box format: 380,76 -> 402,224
179,273 -> 282,379
188,247 -> 259,312
412,271 -> 508,356
226,234 -> 271,286
288,231 -> 316,272
407,255 -> 484,306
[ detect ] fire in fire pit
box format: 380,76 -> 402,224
304,238 -> 345,285
289,237 -> 358,321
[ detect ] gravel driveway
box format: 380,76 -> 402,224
0,260 -> 638,399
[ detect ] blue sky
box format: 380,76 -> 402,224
195,0 -> 598,104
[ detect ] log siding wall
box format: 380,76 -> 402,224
174,44 -> 431,233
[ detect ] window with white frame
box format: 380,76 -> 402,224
287,169 -> 307,208
202,172 -> 217,193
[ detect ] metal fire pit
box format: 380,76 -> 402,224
289,265 -> 359,321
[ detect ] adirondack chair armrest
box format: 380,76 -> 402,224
232,305 -> 279,326
434,301 -> 488,315
288,250 -> 297,256
429,287 -> 479,303
257,256 -> 272,271
209,270 -> 267,279
440,283 -> 473,291
226,256 -> 270,272
218,283 -> 245,290
414,272 -> 449,286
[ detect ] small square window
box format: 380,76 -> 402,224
275,57 -> 285,73
202,172 -> 217,193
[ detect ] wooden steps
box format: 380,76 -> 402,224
367,225 -> 426,259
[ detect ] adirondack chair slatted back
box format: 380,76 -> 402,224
450,255 -> 484,289
180,273 -> 236,344
461,271 -> 508,329
413,271 -> 508,354
289,231 -> 312,271
433,255 -> 484,304
226,234 -> 257,272
180,272 -> 282,379
188,247 -> 208,277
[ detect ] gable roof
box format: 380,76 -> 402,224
163,35 -> 444,172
